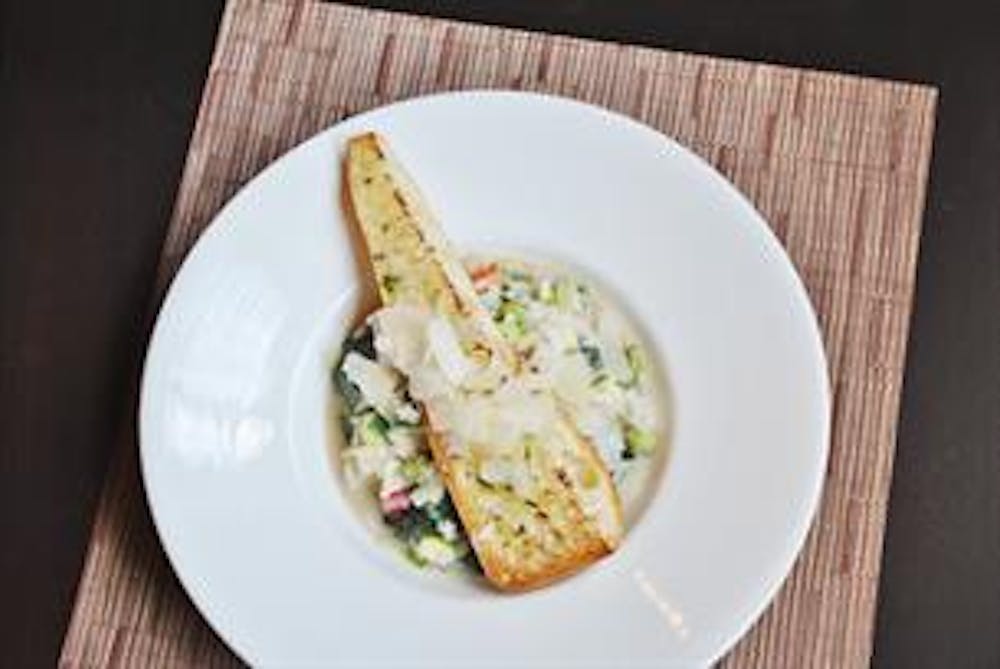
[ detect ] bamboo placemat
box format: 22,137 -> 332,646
59,1 -> 937,666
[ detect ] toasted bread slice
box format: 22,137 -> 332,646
344,132 -> 624,590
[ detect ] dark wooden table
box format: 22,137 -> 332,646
2,1 -> 997,666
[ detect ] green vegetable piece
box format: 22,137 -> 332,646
623,422 -> 657,458
553,277 -> 575,309
591,372 -> 611,388
523,434 -> 540,462
537,279 -> 557,304
495,298 -> 528,340
414,535 -> 457,567
400,456 -> 429,483
578,337 -> 603,370
356,410 -> 391,445
625,343 -> 645,385
388,506 -> 437,543
403,545 -> 428,567
371,412 -> 391,438
428,495 -> 460,524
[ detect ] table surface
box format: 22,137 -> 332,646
1,1 -> 997,667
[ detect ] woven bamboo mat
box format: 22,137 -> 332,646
59,1 -> 937,666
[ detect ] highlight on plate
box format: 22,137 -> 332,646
331,133 -> 666,590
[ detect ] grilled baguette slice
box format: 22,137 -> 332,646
344,132 -> 623,590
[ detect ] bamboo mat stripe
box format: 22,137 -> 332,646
59,1 -> 937,667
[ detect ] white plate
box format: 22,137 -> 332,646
140,91 -> 829,667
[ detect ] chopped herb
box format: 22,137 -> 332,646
370,412 -> 391,439
381,273 -> 401,296
428,495 -> 459,523
475,474 -> 497,490
578,337 -> 603,370
386,506 -> 437,543
523,434 -> 540,462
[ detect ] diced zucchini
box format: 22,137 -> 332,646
625,343 -> 645,385
495,298 -> 528,340
623,422 -> 657,458
537,279 -> 557,304
355,410 -> 391,446
413,535 -> 459,568
553,277 -> 575,309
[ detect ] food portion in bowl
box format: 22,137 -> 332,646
333,132 -> 664,590
335,257 -> 663,574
